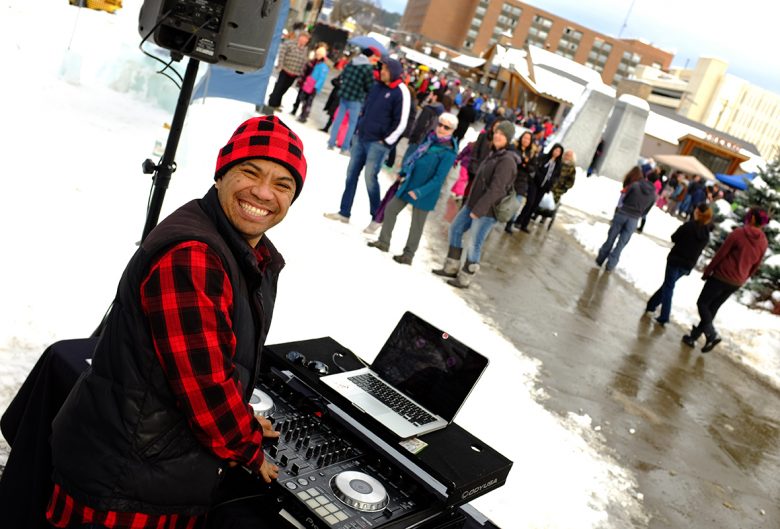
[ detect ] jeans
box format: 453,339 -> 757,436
328,99 -> 363,152
338,139 -> 390,218
646,264 -> 690,323
449,206 -> 497,263
693,277 -> 739,339
596,212 -> 639,270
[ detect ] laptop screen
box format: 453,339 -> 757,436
370,312 -> 489,422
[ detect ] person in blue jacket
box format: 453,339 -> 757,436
292,45 -> 330,123
324,58 -> 411,224
367,112 -> 459,265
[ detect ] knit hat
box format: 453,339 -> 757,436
493,120 -> 516,143
383,58 -> 403,82
215,116 -> 307,202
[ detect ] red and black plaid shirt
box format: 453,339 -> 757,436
48,241 -> 270,529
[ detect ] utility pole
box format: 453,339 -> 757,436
618,0 -> 638,38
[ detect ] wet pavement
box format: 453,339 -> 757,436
424,199 -> 780,528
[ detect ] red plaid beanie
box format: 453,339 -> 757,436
215,115 -> 307,201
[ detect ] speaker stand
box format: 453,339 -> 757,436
140,57 -> 201,242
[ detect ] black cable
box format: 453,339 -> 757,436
144,14 -> 220,88
138,10 -> 183,89
331,351 -> 370,372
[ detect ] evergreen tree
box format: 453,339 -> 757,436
708,155 -> 780,312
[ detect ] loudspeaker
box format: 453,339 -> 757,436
138,0 -> 282,72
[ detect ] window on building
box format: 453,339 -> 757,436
587,39 -> 611,70
558,26 -> 582,57
464,40 -> 474,49
691,147 -> 731,175
527,14 -> 553,48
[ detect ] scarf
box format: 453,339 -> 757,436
401,131 -> 452,175
541,158 -> 557,186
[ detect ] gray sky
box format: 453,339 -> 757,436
381,0 -> 780,93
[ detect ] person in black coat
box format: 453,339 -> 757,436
514,143 -> 563,232
453,98 -> 477,142
505,130 -> 538,233
645,204 -> 713,325
320,76 -> 342,133
463,119 -> 506,199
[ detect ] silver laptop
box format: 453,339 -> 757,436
321,312 -> 489,439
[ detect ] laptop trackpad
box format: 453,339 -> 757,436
350,392 -> 394,420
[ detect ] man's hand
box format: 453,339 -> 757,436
255,415 -> 280,441
408,190 -> 418,200
470,212 -> 479,219
258,459 -> 279,483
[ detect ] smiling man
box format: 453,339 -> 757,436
47,116 -> 306,529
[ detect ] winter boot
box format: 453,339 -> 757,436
701,333 -> 722,353
447,261 -> 479,289
681,325 -> 702,348
432,246 -> 462,277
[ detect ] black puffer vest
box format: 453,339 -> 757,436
51,187 -> 283,515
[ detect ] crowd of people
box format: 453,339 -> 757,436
271,36 -> 770,353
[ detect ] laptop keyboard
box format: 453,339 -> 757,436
348,373 -> 437,426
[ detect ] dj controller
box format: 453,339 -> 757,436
249,370 -> 450,529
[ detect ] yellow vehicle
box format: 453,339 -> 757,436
68,0 -> 122,14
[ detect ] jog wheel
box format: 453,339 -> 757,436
330,471 -> 389,512
249,388 -> 274,418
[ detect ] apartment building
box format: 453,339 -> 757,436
626,58 -> 780,159
400,0 -> 673,86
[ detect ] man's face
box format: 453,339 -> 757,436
215,159 -> 296,247
297,34 -> 310,47
380,64 -> 391,83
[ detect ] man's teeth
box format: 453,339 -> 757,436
241,202 -> 269,216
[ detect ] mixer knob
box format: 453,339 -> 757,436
269,446 -> 278,458
284,431 -> 292,442
295,438 -> 303,450
317,455 -> 324,467
290,463 -> 300,475
313,445 -> 321,457
303,435 -> 311,446
280,454 -> 289,466
305,447 -> 314,459
277,420 -> 286,433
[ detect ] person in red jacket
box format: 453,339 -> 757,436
683,207 -> 770,352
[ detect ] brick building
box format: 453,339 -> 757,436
400,0 -> 674,86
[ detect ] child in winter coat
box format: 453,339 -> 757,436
450,142 -> 473,199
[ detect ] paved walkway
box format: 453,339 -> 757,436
424,200 -> 780,528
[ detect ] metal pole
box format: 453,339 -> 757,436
141,57 -> 201,241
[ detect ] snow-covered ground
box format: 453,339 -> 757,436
0,2 -> 776,528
